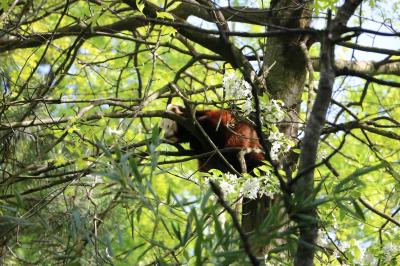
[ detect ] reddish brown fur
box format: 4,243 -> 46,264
162,105 -> 265,173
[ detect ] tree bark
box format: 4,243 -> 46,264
241,0 -> 314,257
293,1 -> 363,265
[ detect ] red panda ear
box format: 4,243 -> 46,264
197,110 -> 232,127
197,115 -> 210,122
166,104 -> 184,115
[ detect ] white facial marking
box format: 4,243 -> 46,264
161,104 -> 182,142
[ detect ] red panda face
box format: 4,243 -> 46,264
160,104 -> 188,143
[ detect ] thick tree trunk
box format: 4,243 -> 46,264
241,0 -> 314,257
241,196 -> 271,255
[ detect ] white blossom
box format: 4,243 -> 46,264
341,241 -> 350,251
219,180 -> 236,196
223,73 -> 252,99
332,249 -> 340,258
242,98 -> 255,115
363,252 -> 378,266
241,178 -> 260,199
106,127 -> 123,135
332,215 -> 338,230
383,242 -> 400,262
261,100 -> 285,123
225,173 -> 238,183
268,131 -> 285,160
258,174 -> 277,198
317,234 -> 329,246
268,131 -> 285,142
207,168 -> 279,200
258,186 -> 275,198
269,142 -> 280,161
222,73 -> 254,115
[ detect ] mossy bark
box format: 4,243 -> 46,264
241,0 -> 314,257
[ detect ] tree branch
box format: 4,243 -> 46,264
0,110 -> 180,131
312,58 -> 400,77
210,182 -> 259,266
359,198 -> 400,227
338,42 -> 400,56
294,1 -> 363,265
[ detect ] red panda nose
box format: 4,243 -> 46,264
165,136 -> 178,144
163,130 -> 179,143
164,130 -> 175,139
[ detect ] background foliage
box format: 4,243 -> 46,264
0,0 -> 399,265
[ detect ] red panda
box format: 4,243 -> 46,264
161,104 -> 265,174
161,105 -> 272,238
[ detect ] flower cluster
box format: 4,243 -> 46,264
240,177 -> 260,199
106,126 -> 123,136
383,242 -> 400,263
316,227 -> 400,265
261,99 -> 285,124
222,73 -> 293,161
206,169 -> 279,200
222,73 -> 254,115
258,171 -> 277,198
268,130 -> 294,161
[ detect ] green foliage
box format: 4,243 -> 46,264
0,0 -> 399,265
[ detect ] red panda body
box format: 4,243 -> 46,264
162,105 -> 271,237
161,105 -> 265,173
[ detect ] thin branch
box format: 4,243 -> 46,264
312,58 -> 400,77
210,182 -> 259,265
359,198 -> 400,227
322,120 -> 400,141
338,42 -> 400,56
0,110 -> 183,131
336,69 -> 400,87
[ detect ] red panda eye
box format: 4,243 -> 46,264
227,121 -> 235,129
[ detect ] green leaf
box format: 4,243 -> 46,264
193,209 -> 203,266
151,125 -> 160,147
182,214 -> 192,245
14,190 -> 25,208
136,0 -> 145,12
171,222 -> 182,243
200,188 -> 212,210
97,171 -> 121,181
156,11 -> 174,20
292,148 -> 301,154
212,210 -> 223,240
129,158 -> 142,181
369,0 -> 375,7
214,250 -> 244,263
1,1 -> 9,11
352,200 -> 365,220
334,162 -> 393,193
0,215 -> 31,227
336,199 -> 364,220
